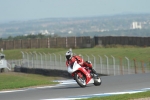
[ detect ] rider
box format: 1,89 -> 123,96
65,48 -> 98,77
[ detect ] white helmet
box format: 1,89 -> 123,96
65,48 -> 73,60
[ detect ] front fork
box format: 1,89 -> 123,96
72,71 -> 83,79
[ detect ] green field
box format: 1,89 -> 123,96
2,46 -> 150,62
0,72 -> 59,91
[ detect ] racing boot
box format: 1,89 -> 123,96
91,68 -> 99,79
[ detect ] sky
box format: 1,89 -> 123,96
0,0 -> 150,23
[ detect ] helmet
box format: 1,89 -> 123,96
65,48 -> 73,60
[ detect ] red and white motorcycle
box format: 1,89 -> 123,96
67,61 -> 102,87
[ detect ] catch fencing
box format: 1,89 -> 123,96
7,51 -> 150,76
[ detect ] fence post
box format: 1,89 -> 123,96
125,57 -> 130,74
52,53 -> 56,68
141,61 -> 145,73
85,54 -> 90,61
21,51 -> 25,59
29,52 -> 33,68
39,53 -> 43,69
98,55 -> 102,74
25,52 -> 29,68
33,51 -> 37,68
104,55 -> 109,75
47,38 -> 50,48
58,54 -> 61,69
133,59 -> 137,74
91,54 -> 96,69
20,51 -> 25,67
48,53 -> 51,69
111,55 -> 115,75
66,37 -> 68,48
43,52 -> 47,69
120,58 -> 123,75
20,51 -> 24,66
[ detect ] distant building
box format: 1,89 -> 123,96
40,30 -> 49,35
132,22 -> 142,29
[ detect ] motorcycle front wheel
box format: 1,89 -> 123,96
75,72 -> 86,88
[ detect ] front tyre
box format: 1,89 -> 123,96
75,72 -> 86,88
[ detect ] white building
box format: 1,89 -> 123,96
132,22 -> 142,29
40,30 -> 49,35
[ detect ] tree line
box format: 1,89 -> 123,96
0,28 -> 150,41
0,33 -> 59,41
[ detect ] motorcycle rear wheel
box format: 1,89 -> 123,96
93,76 -> 102,86
75,72 -> 86,88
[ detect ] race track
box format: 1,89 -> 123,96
0,73 -> 150,100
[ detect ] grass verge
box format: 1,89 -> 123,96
0,72 -> 60,91
80,91 -> 150,100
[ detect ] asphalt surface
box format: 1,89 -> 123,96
0,73 -> 150,100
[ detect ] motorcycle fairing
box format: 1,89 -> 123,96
67,61 -> 81,74
67,61 -> 94,84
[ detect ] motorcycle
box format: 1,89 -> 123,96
67,61 -> 102,87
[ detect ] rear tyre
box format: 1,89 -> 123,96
75,72 -> 86,88
93,75 -> 102,86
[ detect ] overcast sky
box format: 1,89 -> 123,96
0,0 -> 150,23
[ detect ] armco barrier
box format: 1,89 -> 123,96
14,66 -> 72,78
14,66 -> 107,78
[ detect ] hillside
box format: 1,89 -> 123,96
0,14 -> 150,38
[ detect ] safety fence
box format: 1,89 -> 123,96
7,51 -> 150,76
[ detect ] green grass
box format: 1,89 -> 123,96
3,48 -> 66,60
0,72 -> 59,91
80,91 -> 150,100
2,46 -> 150,62
72,47 -> 150,62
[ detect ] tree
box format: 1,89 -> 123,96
7,36 -> 13,40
